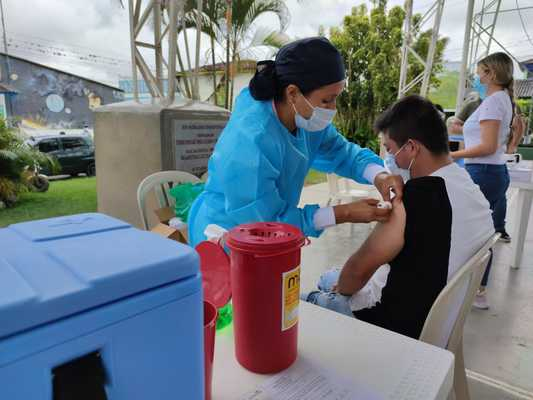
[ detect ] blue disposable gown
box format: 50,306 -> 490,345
188,88 -> 383,246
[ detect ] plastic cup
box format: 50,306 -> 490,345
204,300 -> 218,400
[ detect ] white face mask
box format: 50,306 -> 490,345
293,95 -> 336,132
384,141 -> 416,182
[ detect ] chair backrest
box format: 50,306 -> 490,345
419,233 -> 500,351
137,170 -> 201,230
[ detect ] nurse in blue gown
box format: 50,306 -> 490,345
189,37 -> 403,246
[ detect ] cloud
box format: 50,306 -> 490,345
4,0 -> 533,86
6,0 -> 131,85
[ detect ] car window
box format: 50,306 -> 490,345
61,137 -> 86,150
38,139 -> 60,153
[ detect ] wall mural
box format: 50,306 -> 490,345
2,55 -> 123,129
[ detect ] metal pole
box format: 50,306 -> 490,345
484,5 -> 533,14
136,49 -> 163,98
0,0 -> 10,81
194,0 -> 203,100
473,21 -> 523,65
154,0 -> 164,96
0,0 -> 13,121
224,0 -> 231,109
484,0 -> 502,56
167,0 -> 179,104
398,0 -> 413,99
456,0 -> 476,114
134,0 -> 156,38
472,0 -> 486,71
420,0 -> 445,96
128,0 -> 139,102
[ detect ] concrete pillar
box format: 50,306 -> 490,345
94,100 -> 229,228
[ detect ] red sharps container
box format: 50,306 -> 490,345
226,222 -> 306,374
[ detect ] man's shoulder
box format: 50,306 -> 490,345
402,176 -> 450,217
404,176 -> 447,197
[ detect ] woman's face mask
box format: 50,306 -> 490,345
384,141 -> 416,182
293,94 -> 336,132
472,74 -> 487,100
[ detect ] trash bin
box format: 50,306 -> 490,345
226,222 -> 306,374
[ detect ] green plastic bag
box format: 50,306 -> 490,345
168,182 -> 204,222
216,302 -> 233,330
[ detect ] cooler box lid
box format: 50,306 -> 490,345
0,213 -> 199,339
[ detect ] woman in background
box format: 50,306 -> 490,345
451,52 -> 515,309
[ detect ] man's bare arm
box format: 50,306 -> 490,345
337,198 -> 406,295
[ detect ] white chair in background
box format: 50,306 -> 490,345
419,233 -> 500,400
326,174 -> 371,206
137,170 -> 201,230
326,174 -> 375,235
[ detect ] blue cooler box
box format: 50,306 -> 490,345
0,213 -> 203,400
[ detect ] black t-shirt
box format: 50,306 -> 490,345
354,177 -> 453,338
353,162 -> 494,341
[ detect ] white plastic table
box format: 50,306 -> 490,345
510,160 -> 533,269
212,302 -> 454,400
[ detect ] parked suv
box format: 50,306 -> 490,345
28,134 -> 96,177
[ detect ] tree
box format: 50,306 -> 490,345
330,1 -> 448,152
180,0 -> 290,108
0,122 -> 58,207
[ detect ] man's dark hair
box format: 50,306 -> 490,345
374,95 -> 449,155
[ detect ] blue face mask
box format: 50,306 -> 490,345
384,142 -> 416,182
293,95 -> 337,132
472,75 -> 487,100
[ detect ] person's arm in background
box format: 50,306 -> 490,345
336,197 -> 406,295
507,112 -> 526,154
447,116 -> 464,134
448,95 -> 481,135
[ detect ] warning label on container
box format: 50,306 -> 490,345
282,266 -> 300,331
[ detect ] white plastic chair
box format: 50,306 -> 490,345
137,170 -> 201,230
326,174 -> 371,206
419,233 -> 500,400
326,174 -> 374,235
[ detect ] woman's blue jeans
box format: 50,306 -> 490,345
465,163 -> 510,286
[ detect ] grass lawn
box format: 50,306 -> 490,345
429,71 -> 459,110
0,177 -> 97,227
0,170 -> 324,228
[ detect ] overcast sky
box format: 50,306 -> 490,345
4,0 -> 533,86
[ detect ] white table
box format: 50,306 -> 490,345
510,160 -> 533,269
212,302 -> 454,400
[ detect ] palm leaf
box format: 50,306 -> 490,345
233,0 -> 289,36
0,149 -> 17,162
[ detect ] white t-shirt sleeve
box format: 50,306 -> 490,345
479,95 -> 505,122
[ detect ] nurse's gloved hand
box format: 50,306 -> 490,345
374,173 -> 404,201
333,198 -> 391,224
